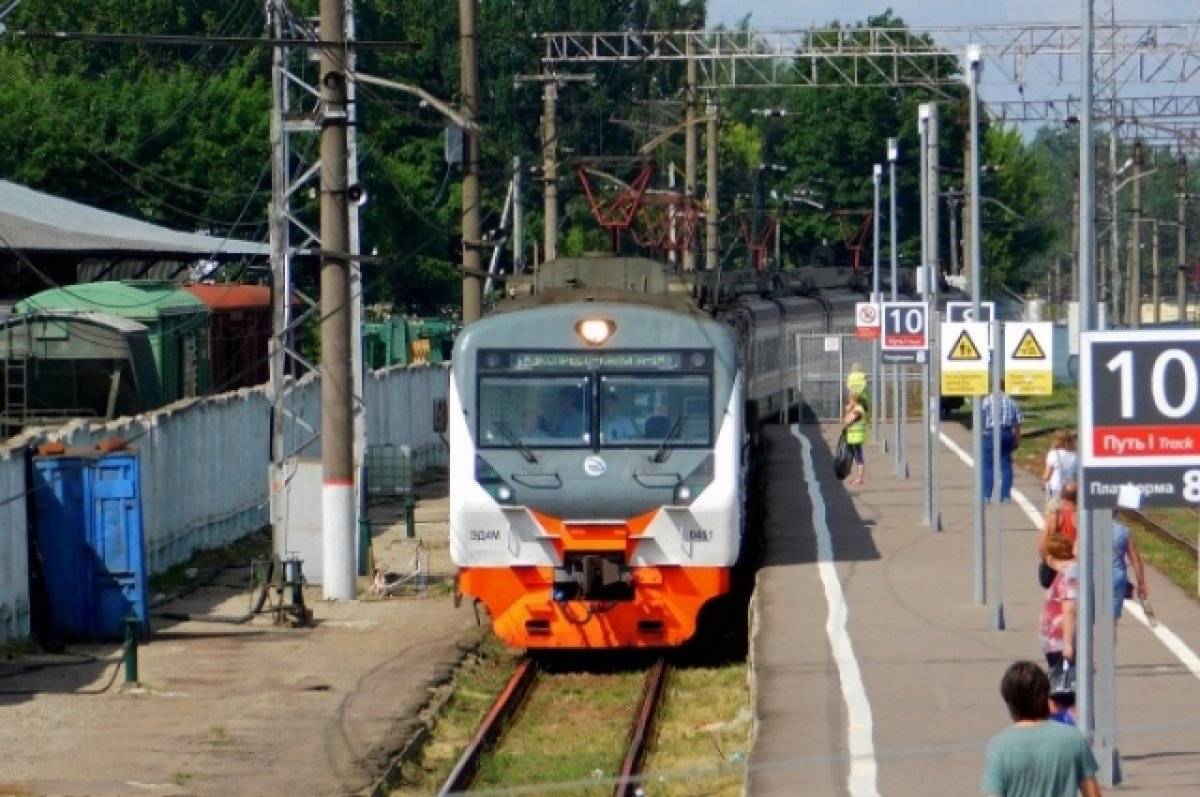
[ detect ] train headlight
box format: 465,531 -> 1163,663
673,455 -> 715,506
496,484 -> 514,503
576,318 -> 615,346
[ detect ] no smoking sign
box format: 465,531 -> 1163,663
855,302 -> 880,340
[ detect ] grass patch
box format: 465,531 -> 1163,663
389,636 -> 522,796
640,664 -> 751,796
148,528 -> 271,592
475,667 -> 646,794
0,636 -> 39,659
1130,526 -> 1199,598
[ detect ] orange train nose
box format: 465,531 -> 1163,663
457,565 -> 729,649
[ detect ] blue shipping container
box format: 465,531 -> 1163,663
33,453 -> 148,639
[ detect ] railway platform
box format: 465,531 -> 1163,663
748,420 -> 1200,796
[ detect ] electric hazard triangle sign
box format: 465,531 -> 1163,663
1012,329 -> 1047,360
949,329 -> 982,360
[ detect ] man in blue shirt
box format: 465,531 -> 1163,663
981,379 -> 1023,502
981,661 -> 1100,797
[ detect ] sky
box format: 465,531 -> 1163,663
703,1 -> 1200,135
705,1 -> 1197,29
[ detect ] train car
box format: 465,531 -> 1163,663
449,257 -> 744,649
18,281 -> 210,405
182,284 -> 273,391
0,310 -> 161,435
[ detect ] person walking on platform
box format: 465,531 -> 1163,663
981,380 -> 1023,502
842,391 -> 868,485
1042,429 -> 1078,511
1112,514 -> 1148,642
1040,532 -> 1079,672
981,660 -> 1100,797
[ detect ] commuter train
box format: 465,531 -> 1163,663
448,255 -> 966,649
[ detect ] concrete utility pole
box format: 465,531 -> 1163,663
1151,219 -> 1161,323
706,89 -> 720,271
459,0 -> 482,323
1128,140 -> 1143,328
1072,168 -> 1081,301
684,39 -> 698,272
1179,155 -> 1189,322
1107,128 -> 1121,322
319,0 -> 356,600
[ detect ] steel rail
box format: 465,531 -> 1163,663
438,657 -> 538,796
1120,509 -> 1200,563
613,657 -> 671,797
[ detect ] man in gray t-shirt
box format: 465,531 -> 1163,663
981,661 -> 1100,797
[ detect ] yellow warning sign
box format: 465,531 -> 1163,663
1012,329 -> 1046,360
949,329 -> 982,361
1006,370 -> 1053,396
942,371 -> 990,396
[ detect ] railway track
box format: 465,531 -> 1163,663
1120,508 -> 1200,563
438,656 -> 671,796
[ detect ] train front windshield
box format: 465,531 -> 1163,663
475,349 -> 714,449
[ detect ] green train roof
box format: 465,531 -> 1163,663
16,280 -> 207,321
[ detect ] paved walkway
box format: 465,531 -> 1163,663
748,420 -> 1200,796
0,483 -> 482,796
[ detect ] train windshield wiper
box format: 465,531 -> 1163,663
495,421 -> 538,464
649,415 -> 686,464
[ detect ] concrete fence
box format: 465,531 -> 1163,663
0,363 -> 449,644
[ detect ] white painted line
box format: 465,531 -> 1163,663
792,425 -> 880,797
936,427 -> 1200,680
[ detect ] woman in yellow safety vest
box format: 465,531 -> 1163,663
843,391 -> 868,485
846,362 -> 869,416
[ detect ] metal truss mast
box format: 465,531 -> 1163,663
539,23 -> 1200,89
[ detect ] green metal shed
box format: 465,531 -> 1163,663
17,282 -> 210,404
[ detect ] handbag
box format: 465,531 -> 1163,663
1038,561 -> 1056,589
1049,659 -> 1076,697
834,429 -> 853,481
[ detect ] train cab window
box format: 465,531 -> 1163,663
600,375 -> 712,447
478,376 -> 592,447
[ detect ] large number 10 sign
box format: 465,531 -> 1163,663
1080,329 -> 1200,508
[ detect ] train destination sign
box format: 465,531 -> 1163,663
1002,322 -> 1052,396
1080,329 -> 1200,508
940,321 -> 990,395
480,350 -> 694,372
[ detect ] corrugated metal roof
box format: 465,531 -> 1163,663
17,281 -> 207,321
0,180 -> 268,256
182,284 -> 271,311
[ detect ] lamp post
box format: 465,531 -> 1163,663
967,42 -> 986,607
873,164 -> 883,447
888,137 -> 901,472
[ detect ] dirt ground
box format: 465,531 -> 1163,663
0,482 -> 484,797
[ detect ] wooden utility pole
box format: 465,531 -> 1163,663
684,40 -> 697,272
319,0 -> 356,600
542,78 -> 558,265
459,0 -> 482,323
705,89 -> 719,271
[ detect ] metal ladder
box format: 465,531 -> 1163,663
3,354 -> 28,422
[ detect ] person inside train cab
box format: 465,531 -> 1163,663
520,405 -> 547,438
601,390 -> 637,442
549,387 -> 584,438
